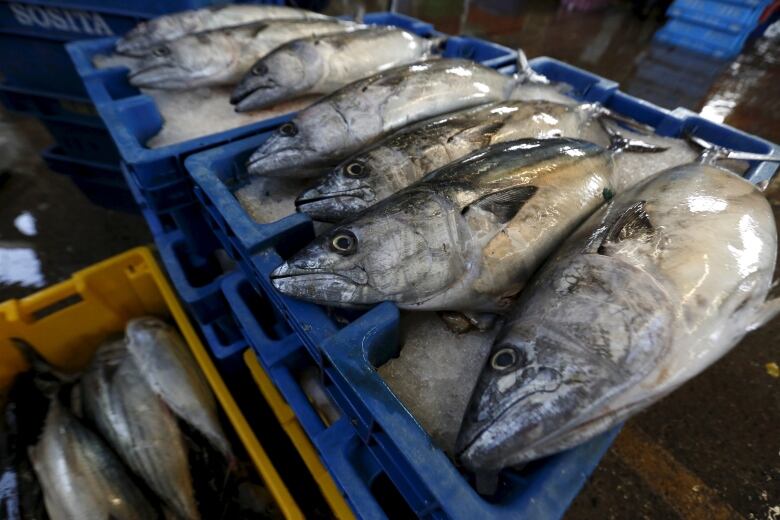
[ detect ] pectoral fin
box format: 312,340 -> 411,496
463,186 -> 538,223
598,201 -> 653,253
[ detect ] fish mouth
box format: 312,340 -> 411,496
127,63 -> 179,88
231,81 -> 282,112
247,145 -> 325,178
271,263 -> 367,305
294,188 -> 372,222
456,367 -> 564,471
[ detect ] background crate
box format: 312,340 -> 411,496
666,0 -> 771,33
40,144 -> 135,212
65,11 -> 518,227
187,56 -> 780,519
0,246 -> 303,519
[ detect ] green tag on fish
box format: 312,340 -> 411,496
603,187 -> 614,201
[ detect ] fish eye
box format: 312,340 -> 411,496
345,162 -> 367,178
251,63 -> 267,76
330,231 -> 357,255
491,347 -> 518,371
279,122 -> 297,137
153,46 -> 170,57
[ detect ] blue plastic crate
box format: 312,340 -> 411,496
654,18 -> 751,58
0,0 -> 284,97
65,11 -> 518,221
40,145 -> 135,212
0,82 -> 102,123
152,228 -> 248,372
666,0 -> 770,33
186,55 -> 780,519
120,162 -> 219,262
39,116 -> 119,163
224,271 -> 435,519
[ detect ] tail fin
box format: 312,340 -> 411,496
513,49 -> 549,85
10,337 -> 78,397
595,105 -> 657,135
600,119 -> 668,154
429,35 -> 448,54
687,135 -> 780,189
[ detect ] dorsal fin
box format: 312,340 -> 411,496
598,201 -> 653,253
462,186 -> 538,223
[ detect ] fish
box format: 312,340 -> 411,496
124,317 -> 232,460
246,58 -> 574,178
231,26 -> 442,112
82,339 -> 199,520
295,100 -> 610,221
456,160 -> 780,477
116,5 -> 330,54
272,137 -> 629,311
126,19 -> 359,89
29,399 -> 160,520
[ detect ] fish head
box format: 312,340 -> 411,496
127,32 -> 239,89
247,102 -> 352,177
272,191 -> 463,306
231,39 -> 322,112
295,156 -> 381,222
457,243 -> 674,472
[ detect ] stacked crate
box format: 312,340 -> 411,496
0,0 -> 281,212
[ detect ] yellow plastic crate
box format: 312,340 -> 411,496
244,349 -> 356,520
0,247 -> 303,520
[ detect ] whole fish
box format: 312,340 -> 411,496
30,400 -> 160,520
126,19 -> 359,89
456,160 -> 780,476
82,340 -> 198,520
231,26 -> 442,112
272,138 -> 626,311
125,317 -> 232,459
296,100 -> 609,221
246,58 -> 574,177
117,5 -> 330,53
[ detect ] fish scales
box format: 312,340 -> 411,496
297,101 -> 599,221
247,59 -> 558,177
83,341 -> 198,520
232,26 -> 440,111
127,19 -> 358,89
125,318 -> 231,460
117,5 -> 329,53
30,401 -> 159,520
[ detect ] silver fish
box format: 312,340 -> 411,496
296,100 -> 607,221
82,340 -> 199,520
126,19 -> 359,89
246,59 -> 572,178
271,138 -> 619,312
125,317 -> 232,460
456,161 -> 780,475
231,26 -> 442,112
117,5 -> 330,54
29,400 -> 159,520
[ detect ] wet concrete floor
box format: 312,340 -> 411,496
0,2 -> 778,518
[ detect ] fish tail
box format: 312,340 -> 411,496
429,35 -> 448,54
600,119 -> 668,154
686,134 -> 780,181
748,296 -> 780,331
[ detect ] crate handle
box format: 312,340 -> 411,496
21,280 -> 83,322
